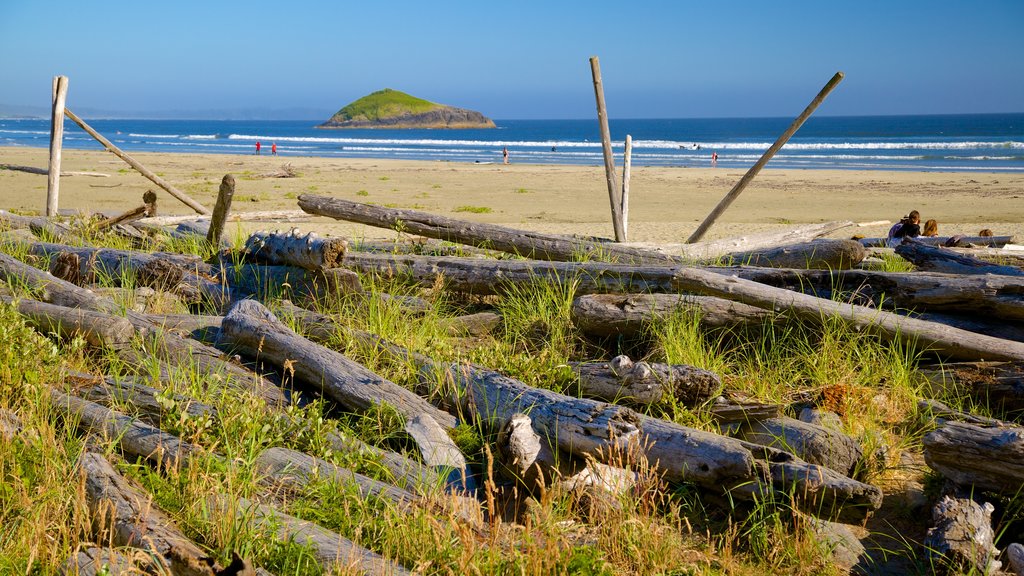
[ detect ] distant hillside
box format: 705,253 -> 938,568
318,89 -> 495,129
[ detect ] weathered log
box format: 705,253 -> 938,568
404,413 -> 475,492
917,399 -> 1007,428
571,293 -> 772,337
95,191 -> 157,231
255,446 -> 419,507
859,235 -> 1016,248
569,355 -> 721,406
0,408 -> 23,439
722,239 -> 867,270
254,163 -> 297,178
708,401 -> 784,424
896,239 -> 1024,276
923,420 -> 1024,494
137,209 -> 309,227
244,228 -> 348,271
924,488 -> 1002,575
78,452 -> 220,575
219,299 -> 456,428
948,246 -> 1024,267
445,311 -> 502,337
209,495 -> 411,575
66,370 -> 216,427
916,310 -> 1024,344
1008,543 -> 1024,576
6,296 -> 135,348
626,221 -> 857,260
0,163 -> 109,177
61,547 -> 142,576
221,263 -> 363,303
206,175 -> 234,247
497,413 -> 635,506
919,362 -> 1024,414
0,209 -> 77,241
728,416 -> 864,478
53,391 -> 205,468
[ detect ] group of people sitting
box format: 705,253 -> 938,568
887,210 -> 939,246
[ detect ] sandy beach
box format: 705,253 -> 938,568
2,145 -> 1023,243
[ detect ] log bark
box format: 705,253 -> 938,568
859,235 -> 1016,248
923,420 -> 1024,494
54,391 -> 205,469
219,299 -> 456,428
1008,543 -> 1024,576
47,75 -> 69,217
96,191 -> 156,230
445,311 -> 502,337
722,239 -> 867,270
244,228 -> 348,270
919,361 -> 1024,414
916,310 -> 1024,344
404,413 -> 475,492
66,370 -> 217,427
571,293 -> 771,337
917,399 -> 1007,428
61,547 -> 142,576
569,355 -> 721,406
728,416 -> 864,478
78,452 -> 220,575
206,175 -> 235,247
221,263 -> 363,304
7,296 -> 135,348
0,209 -> 77,241
924,489 -> 1002,575
209,495 -> 411,575
896,239 -> 1024,276
255,446 -> 419,508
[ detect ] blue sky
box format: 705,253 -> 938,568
2,1 -> 1022,119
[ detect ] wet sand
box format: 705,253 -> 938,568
2,146 -> 1023,242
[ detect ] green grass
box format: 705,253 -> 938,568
453,205 -> 492,214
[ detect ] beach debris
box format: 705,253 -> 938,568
243,227 -> 348,271
253,162 -> 298,178
895,238 -> 1024,276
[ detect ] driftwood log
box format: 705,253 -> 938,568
721,238 -> 867,269
1008,543 -> 1024,576
221,263 -> 363,303
621,221 -> 855,260
95,191 -> 157,231
859,235 -> 1016,248
61,547 -> 142,576
924,488 -> 1002,575
923,420 -> 1024,494
728,416 -> 864,478
78,452 -> 220,575
0,163 -> 109,177
920,361 -> 1024,414
66,371 -> 216,427
405,413 -> 475,492
244,228 -> 348,270
209,495 -> 411,575
571,293 -> 772,337
445,311 -> 502,337
6,296 -> 135,348
569,355 -> 721,406
219,299 -> 456,429
916,310 -> 1024,344
896,240 -> 1024,276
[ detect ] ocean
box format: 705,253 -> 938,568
1,114 -> 1022,172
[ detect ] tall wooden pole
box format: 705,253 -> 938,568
207,174 -> 235,246
621,134 -> 632,241
47,76 -> 69,217
686,72 -> 845,244
590,57 -> 625,242
63,108 -> 211,215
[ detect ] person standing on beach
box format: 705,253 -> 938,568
271,142 -> 277,156
502,146 -> 509,164
711,151 -> 718,166
256,141 -> 261,155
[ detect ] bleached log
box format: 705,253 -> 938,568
923,420 -> 1024,494
78,452 -> 220,575
219,299 -> 456,428
571,293 -> 771,337
569,355 -> 721,406
728,416 -> 864,478
255,447 -> 419,508
221,263 -> 363,303
896,240 -> 1024,276
404,414 -> 475,492
924,489 -> 1002,575
722,238 -> 867,270
209,495 -> 411,575
859,235 -> 1015,248
1,163 -> 109,177
243,228 -> 348,271
624,221 -> 856,260
0,209 -> 78,241
137,209 -> 309,227
95,191 -> 156,230
6,296 -> 135,348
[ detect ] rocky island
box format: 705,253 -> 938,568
317,88 -> 495,129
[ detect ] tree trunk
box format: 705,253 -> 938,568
923,420 -> 1024,494
209,495 -> 412,575
571,293 -> 772,337
244,228 -> 348,270
728,416 -> 864,478
255,446 -> 420,508
924,488 -> 1002,575
722,239 -> 867,270
219,299 -> 456,429
568,355 -> 721,406
78,452 -> 220,575
896,240 -> 1024,276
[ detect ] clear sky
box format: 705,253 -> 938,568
2,0 -> 1022,119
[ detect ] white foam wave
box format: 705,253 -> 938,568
184,134 -> 218,140
0,129 -> 49,135
128,133 -> 179,139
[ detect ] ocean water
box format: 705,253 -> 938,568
1,114 -> 1022,172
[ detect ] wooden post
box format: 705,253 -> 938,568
207,174 -> 235,245
589,56 -> 625,242
47,76 -> 69,217
686,72 -> 845,243
621,134 -> 632,241
63,108 -> 210,215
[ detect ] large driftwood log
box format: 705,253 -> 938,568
53,391 -> 205,469
219,299 -> 456,428
569,355 -> 721,406
344,252 -> 1024,321
6,296 -> 135,348
210,495 -> 411,575
1008,543 -> 1024,576
61,546 -> 142,576
860,235 -> 1016,248
221,263 -> 363,303
244,228 -> 348,270
78,452 -> 220,575
916,310 -> 1024,344
923,420 -> 1024,494
622,221 -> 856,260
571,293 -> 772,337
137,209 -> 309,227
919,361 -> 1024,414
924,488 -> 1002,575
896,240 -> 1024,276
728,416 -> 864,478
0,163 -> 109,177
66,371 -> 216,427
255,446 -> 419,508
404,413 -> 475,492
0,209 -> 80,243
722,239 -> 867,270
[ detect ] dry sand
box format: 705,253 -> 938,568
2,146 -> 1023,243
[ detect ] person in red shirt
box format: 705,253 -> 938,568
271,142 -> 277,156
711,151 -> 718,166
256,141 -> 262,155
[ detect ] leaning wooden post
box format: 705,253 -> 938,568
686,72 -> 845,244
207,174 -> 235,246
589,56 -> 625,242
63,108 -> 211,215
47,76 -> 69,217
621,134 -> 632,241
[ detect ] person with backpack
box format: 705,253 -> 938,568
887,210 -> 921,247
